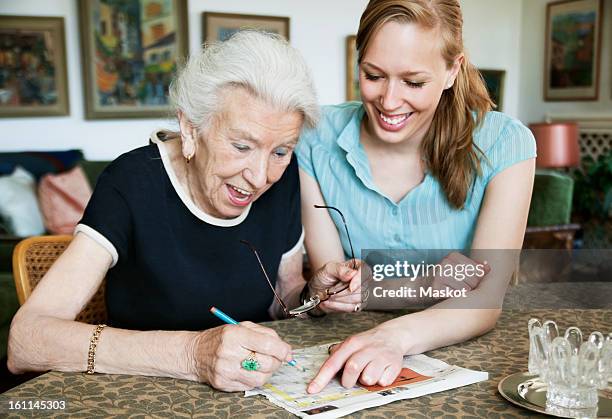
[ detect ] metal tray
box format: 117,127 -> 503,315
498,372 -> 612,418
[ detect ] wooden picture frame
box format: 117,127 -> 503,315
78,0 -> 189,119
202,12 -> 290,43
544,0 -> 603,101
479,69 -> 506,112
346,35 -> 359,101
0,16 -> 69,117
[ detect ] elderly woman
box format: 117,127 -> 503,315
7,31 -> 356,392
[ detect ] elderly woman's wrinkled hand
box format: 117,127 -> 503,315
191,321 -> 292,392
308,259 -> 363,313
307,325 -> 404,393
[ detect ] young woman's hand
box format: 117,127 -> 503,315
191,321 -> 292,392
307,326 -> 404,393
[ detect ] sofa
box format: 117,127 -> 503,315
0,153 -> 109,367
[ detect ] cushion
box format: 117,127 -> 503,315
38,165 -> 92,235
0,167 -> 45,237
0,150 -> 84,180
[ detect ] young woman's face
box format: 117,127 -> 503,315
359,21 -> 460,145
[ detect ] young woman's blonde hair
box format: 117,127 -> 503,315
357,0 -> 493,209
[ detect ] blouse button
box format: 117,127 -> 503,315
392,208 -> 398,216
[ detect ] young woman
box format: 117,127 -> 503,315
295,0 -> 536,392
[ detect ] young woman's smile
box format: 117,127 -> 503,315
359,21 -> 458,146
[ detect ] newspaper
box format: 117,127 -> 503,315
245,343 -> 488,418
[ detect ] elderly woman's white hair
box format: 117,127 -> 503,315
170,30 -> 319,132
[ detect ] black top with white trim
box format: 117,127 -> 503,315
76,139 -> 303,331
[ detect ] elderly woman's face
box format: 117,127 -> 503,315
192,88 -> 303,219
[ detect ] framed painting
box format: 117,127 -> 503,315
202,12 -> 290,43
79,0 -> 188,119
0,16 -> 69,117
544,0 -> 602,101
346,35 -> 359,101
479,69 -> 505,112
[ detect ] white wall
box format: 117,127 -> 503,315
519,0 -> 612,124
461,0 -> 523,119
0,0 -> 524,160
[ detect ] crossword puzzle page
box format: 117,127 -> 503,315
245,344 -> 488,418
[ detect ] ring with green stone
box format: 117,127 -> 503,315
241,351 -> 260,371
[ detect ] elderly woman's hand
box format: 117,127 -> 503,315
308,259 -> 363,313
307,325 -> 404,393
191,321 -> 292,392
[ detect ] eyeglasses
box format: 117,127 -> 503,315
313,205 -> 357,271
241,205 -> 357,316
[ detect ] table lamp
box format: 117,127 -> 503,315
528,122 -> 580,168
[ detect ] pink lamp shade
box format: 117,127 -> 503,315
529,122 -> 580,168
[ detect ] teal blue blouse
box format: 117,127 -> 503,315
296,102 -> 536,256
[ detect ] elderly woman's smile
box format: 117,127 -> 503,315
226,184 -> 253,205
176,87 -> 304,219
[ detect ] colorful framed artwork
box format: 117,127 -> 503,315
0,16 -> 69,117
479,69 -> 505,112
544,0 -> 602,101
346,35 -> 359,101
202,12 -> 290,43
78,0 -> 189,119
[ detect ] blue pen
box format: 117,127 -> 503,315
209,306 -> 301,370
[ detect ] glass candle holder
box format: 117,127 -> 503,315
527,318 -> 611,410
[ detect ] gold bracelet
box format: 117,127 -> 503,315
86,324 -> 106,374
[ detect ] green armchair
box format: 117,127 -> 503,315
525,170 -> 579,249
